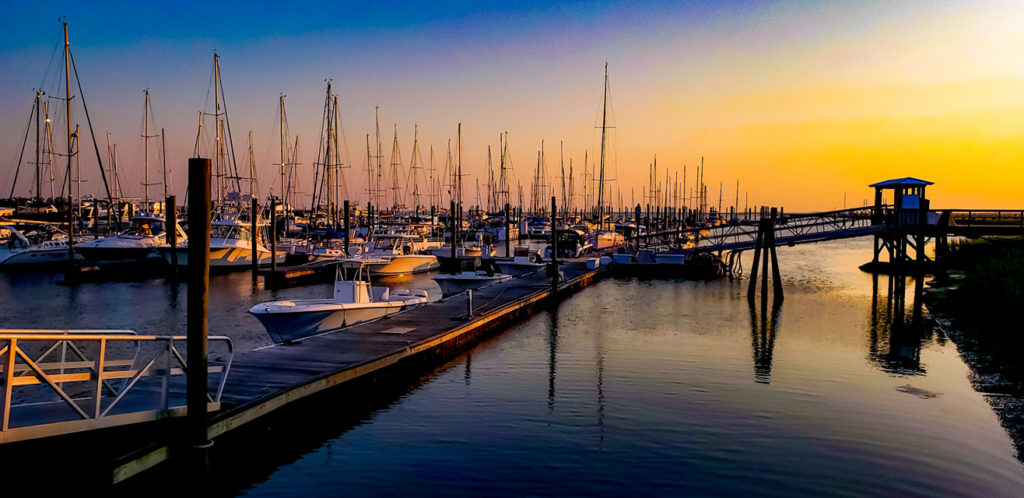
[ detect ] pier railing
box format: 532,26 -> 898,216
945,209 -> 1024,227
624,206 -> 880,253
0,330 -> 233,443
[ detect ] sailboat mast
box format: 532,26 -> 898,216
35,90 -> 42,202
214,53 -> 221,202
597,62 -> 608,229
144,89 -> 150,209
63,21 -> 74,254
161,128 -> 168,199
280,95 -> 286,206
374,106 -> 382,209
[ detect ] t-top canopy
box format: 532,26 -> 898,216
869,177 -> 934,189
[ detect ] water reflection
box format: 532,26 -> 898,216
867,274 -> 943,376
548,305 -> 559,412
749,300 -> 782,384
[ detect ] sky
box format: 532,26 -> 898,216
1,0 -> 1022,211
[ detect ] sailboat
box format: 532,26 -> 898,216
590,63 -> 624,250
160,53 -> 285,269
76,90 -> 184,265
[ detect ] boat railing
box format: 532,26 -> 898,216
0,329 -> 233,443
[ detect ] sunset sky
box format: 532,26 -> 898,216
2,0 -> 1022,211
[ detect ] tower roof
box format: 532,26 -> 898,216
868,177 -> 933,189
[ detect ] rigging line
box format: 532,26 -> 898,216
216,68 -> 243,194
309,84 -> 330,213
69,49 -> 117,227
38,40 -> 61,91
7,100 -> 36,199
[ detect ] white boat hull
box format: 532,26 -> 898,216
161,246 -> 286,268
363,255 -> 440,275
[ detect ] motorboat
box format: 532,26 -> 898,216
496,255 -> 546,276
542,228 -> 593,259
432,270 -> 512,296
249,261 -> 429,343
161,216 -> 285,269
75,215 -> 185,265
0,225 -> 80,267
354,233 -> 440,275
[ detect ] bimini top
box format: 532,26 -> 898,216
869,177 -> 934,188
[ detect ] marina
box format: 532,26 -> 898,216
3,2 -> 1024,495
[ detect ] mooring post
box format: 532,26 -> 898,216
166,195 -> 178,272
760,209 -> 770,306
505,203 -> 511,257
467,289 -> 473,317
270,198 -> 278,273
747,208 -> 765,300
769,207 -> 784,302
251,197 -> 259,285
186,157 -> 211,452
343,200 -> 351,257
550,196 -> 559,291
450,199 -> 457,275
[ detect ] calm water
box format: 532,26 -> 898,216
2,239 -> 1023,495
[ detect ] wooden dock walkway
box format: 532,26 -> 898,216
113,258 -> 609,482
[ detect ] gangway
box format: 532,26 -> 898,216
0,329 -> 233,444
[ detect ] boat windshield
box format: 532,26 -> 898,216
212,224 -> 252,241
0,227 -> 29,250
373,237 -> 398,250
126,219 -> 165,237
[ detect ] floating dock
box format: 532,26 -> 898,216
110,257 -> 609,483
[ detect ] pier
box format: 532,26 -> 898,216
0,253 -> 611,485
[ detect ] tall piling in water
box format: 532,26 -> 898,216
550,196 -> 558,290
166,195 -> 177,272
251,198 -> 259,285
505,203 -> 511,257
343,200 -> 350,257
270,198 -> 278,273
186,157 -> 212,452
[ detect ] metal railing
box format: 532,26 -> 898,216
1,329 -> 233,434
946,209 -> 1024,227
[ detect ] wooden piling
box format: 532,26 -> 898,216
166,195 -> 177,271
504,203 -> 511,257
270,198 -> 278,273
769,208 -> 784,301
343,200 -> 350,257
186,158 -> 211,449
551,196 -> 558,289
450,200 -> 457,275
251,198 -> 259,284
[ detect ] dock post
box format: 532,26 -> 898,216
344,200 -> 350,257
165,194 -> 178,272
166,195 -> 177,272
186,157 -> 211,453
747,208 -> 765,300
251,197 -> 259,285
270,198 -> 278,273
450,199 -> 457,275
505,203 -> 511,257
467,289 -> 473,317
769,208 -> 784,302
550,196 -> 558,291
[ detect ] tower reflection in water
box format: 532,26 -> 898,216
867,274 -> 944,375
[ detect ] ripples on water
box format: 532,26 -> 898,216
2,238 -> 1022,495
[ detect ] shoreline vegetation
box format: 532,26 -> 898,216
924,237 -> 1024,463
